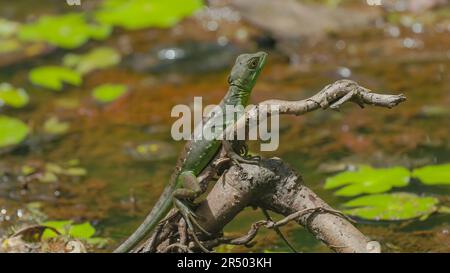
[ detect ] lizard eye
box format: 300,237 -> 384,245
248,58 -> 259,69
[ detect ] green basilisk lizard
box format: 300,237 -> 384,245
114,52 -> 268,253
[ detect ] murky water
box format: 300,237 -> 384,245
0,1 -> 449,252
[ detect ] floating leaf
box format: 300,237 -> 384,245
0,18 -> 20,38
29,66 -> 82,91
324,165 -> 410,196
69,222 -> 96,239
21,165 -> 36,176
343,193 -> 439,221
438,206 -> 450,214
126,141 -> 176,161
45,163 -> 64,174
63,167 -> 87,177
41,221 -> 97,241
0,83 -> 29,108
18,13 -> 111,49
95,0 -> 204,30
412,163 -> 450,185
41,220 -> 72,239
63,47 -> 121,75
38,171 -> 58,183
67,159 -> 80,166
0,115 -> 29,149
43,117 -> 70,135
92,84 -> 127,103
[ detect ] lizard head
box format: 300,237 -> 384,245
228,51 -> 267,92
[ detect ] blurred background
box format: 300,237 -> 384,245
0,0 -> 448,252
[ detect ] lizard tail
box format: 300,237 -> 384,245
114,186 -> 174,253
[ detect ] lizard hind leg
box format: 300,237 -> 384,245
173,171 -> 212,251
174,198 -> 211,253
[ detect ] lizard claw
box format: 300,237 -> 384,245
174,199 -> 212,237
175,200 -> 212,253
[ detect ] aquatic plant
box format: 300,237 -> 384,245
0,18 -> 20,38
0,115 -> 29,149
29,66 -> 82,91
325,163 -> 450,221
343,193 -> 439,221
126,141 -> 176,161
92,84 -> 128,103
0,83 -> 29,108
42,221 -> 95,239
43,117 -> 70,136
41,220 -> 108,247
412,163 -> 450,185
324,165 -> 410,196
19,13 -> 111,49
63,47 -> 121,75
40,161 -> 87,183
95,0 -> 204,30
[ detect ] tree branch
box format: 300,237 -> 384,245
225,79 -> 406,138
133,80 -> 405,253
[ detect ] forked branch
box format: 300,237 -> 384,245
135,80 -> 405,253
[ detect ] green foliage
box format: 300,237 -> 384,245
324,165 -> 410,196
0,115 -> 29,149
18,13 -> 111,49
40,220 -> 108,247
0,18 -> 20,38
412,163 -> 450,185
63,47 -> 121,75
343,193 -> 439,221
29,66 -> 82,91
92,84 -> 128,103
43,117 -> 70,136
0,83 -> 29,108
126,141 -> 177,162
95,0 -> 204,30
37,161 -> 87,183
41,220 -> 95,240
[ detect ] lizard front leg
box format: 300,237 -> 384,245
222,140 -> 260,166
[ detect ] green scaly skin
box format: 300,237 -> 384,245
114,52 -> 268,253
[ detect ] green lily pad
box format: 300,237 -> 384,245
324,165 -> 410,196
43,117 -> 70,135
95,0 -> 204,30
0,18 -> 20,38
29,66 -> 82,91
0,115 -> 29,149
343,193 -> 439,221
63,47 -> 121,75
41,221 -> 95,240
18,13 -> 111,49
38,171 -> 59,183
68,222 -> 96,239
21,165 -> 36,176
92,84 -> 127,103
412,163 -> 450,185
0,83 -> 29,108
126,141 -> 176,161
63,167 -> 87,177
